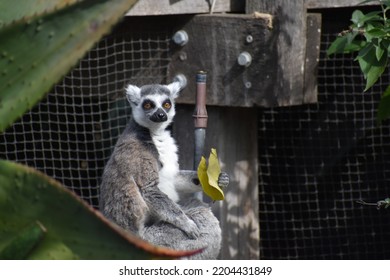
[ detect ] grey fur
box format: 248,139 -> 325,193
99,82 -> 227,259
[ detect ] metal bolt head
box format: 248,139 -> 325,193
246,35 -> 253,43
172,30 -> 189,46
237,51 -> 252,67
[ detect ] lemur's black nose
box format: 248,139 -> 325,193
150,109 -> 168,122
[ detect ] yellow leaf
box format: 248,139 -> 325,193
197,156 -> 209,194
207,148 -> 221,188
197,148 -> 225,201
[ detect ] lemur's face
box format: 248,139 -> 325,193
125,82 -> 182,131
140,92 -> 173,123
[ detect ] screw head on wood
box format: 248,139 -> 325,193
172,30 -> 189,46
237,51 -> 252,67
245,81 -> 252,89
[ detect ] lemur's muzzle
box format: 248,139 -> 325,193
150,108 -> 167,122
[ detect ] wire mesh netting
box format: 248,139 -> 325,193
2,13 -> 390,260
0,18 -> 171,208
258,30 -> 390,259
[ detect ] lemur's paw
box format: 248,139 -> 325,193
183,219 -> 200,239
218,172 -> 230,189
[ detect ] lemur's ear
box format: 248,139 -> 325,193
125,85 -> 141,105
166,81 -> 182,99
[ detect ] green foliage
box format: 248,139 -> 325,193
327,0 -> 390,123
0,0 -> 138,133
0,160 -> 196,259
0,0 -> 81,27
0,0 -> 200,259
0,222 -> 47,260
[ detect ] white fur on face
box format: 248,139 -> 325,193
132,93 -> 176,133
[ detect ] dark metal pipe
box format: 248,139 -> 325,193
193,71 -> 208,169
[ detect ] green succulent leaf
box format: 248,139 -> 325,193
0,221 -> 47,260
0,0 -> 82,27
0,0 -> 139,133
0,160 -> 198,259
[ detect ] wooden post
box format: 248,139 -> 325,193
246,0 -> 307,105
174,105 -> 260,259
304,13 -> 322,104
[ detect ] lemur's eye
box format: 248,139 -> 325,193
163,101 -> 171,109
142,101 -> 154,110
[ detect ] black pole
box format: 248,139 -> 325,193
193,71 -> 208,170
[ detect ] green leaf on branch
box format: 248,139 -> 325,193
351,10 -> 382,27
375,42 -> 386,61
357,42 -> 388,91
366,28 -> 387,38
327,32 -> 367,57
327,36 -> 349,56
351,10 -> 365,27
328,2 -> 390,121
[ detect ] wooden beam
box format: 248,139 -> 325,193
303,13 -> 321,104
126,0 -> 244,16
169,14 -> 296,107
306,0 -> 378,9
246,0 -> 307,106
174,105 -> 260,259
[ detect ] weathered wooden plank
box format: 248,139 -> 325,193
306,0 -> 378,9
303,13 -> 321,104
126,0 -> 244,16
246,0 -> 307,106
169,14 -> 283,107
173,105 -> 259,259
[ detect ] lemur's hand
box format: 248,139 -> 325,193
218,172 -> 230,190
182,218 -> 200,239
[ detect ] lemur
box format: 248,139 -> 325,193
99,80 -> 229,259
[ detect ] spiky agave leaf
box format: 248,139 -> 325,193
0,160 -> 201,259
0,0 -> 138,132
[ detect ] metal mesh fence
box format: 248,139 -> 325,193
258,30 -> 390,259
2,13 -> 390,260
0,18 -> 171,208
